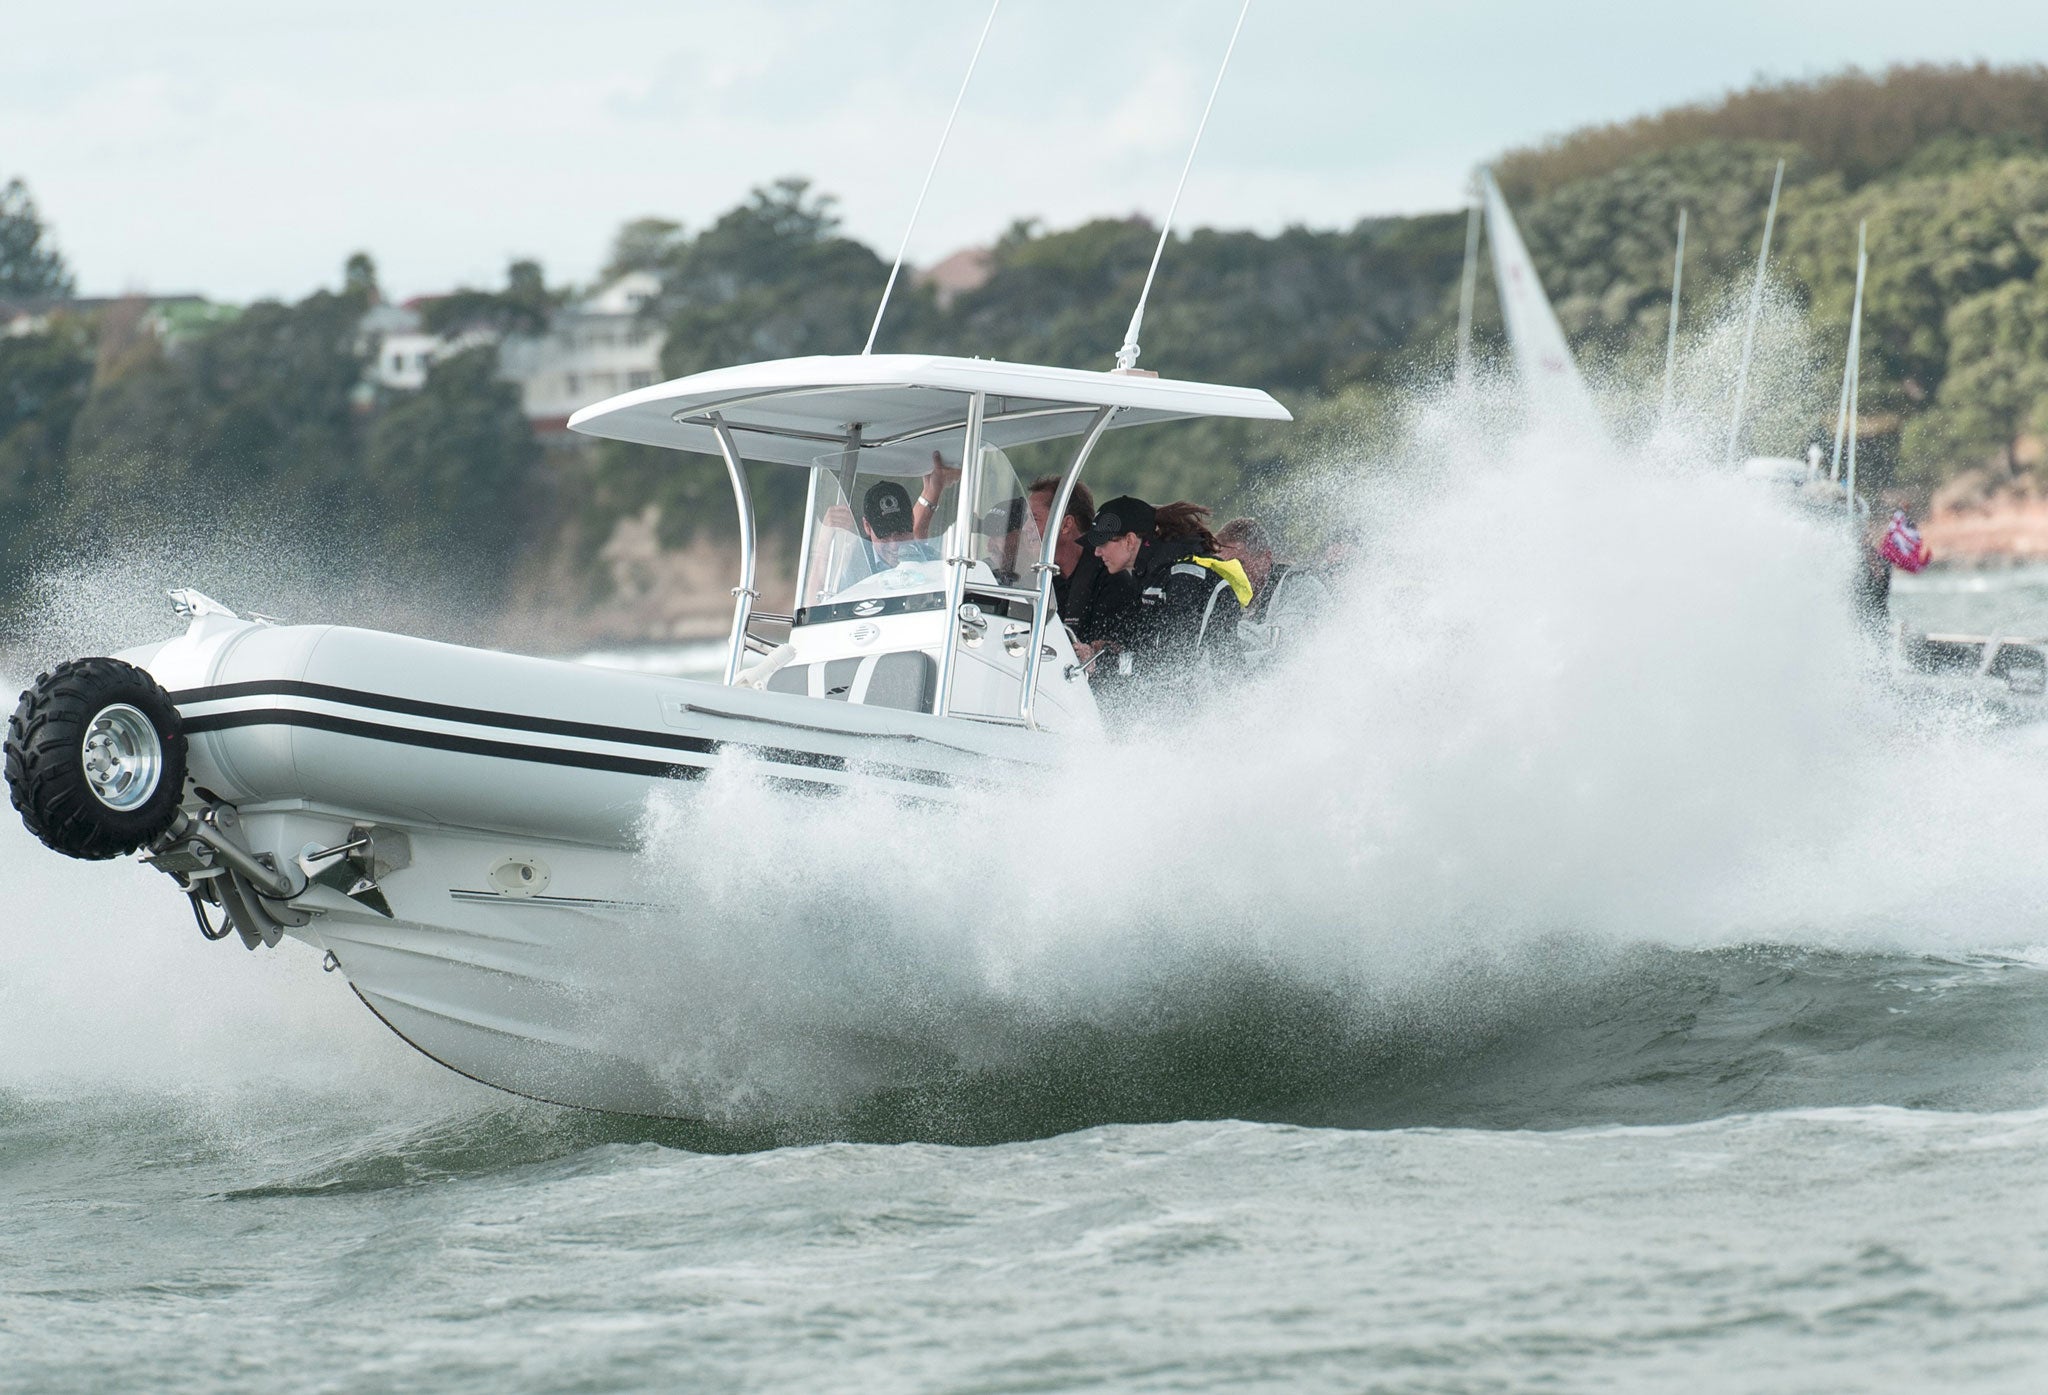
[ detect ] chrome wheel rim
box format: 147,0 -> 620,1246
81,704 -> 163,812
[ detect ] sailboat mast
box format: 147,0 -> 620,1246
1724,159 -> 1786,465
1844,220 -> 1868,528
1829,340 -> 1853,482
1660,207 -> 1686,421
1835,216 -> 1867,479
862,0 -> 1002,356
1455,200 -> 1481,388
1831,219 -> 1868,484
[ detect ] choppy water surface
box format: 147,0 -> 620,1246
1893,563 -> 2048,638
10,379 -> 2048,1390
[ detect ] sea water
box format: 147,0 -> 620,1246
6,368 -> 2048,1391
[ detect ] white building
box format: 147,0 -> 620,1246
358,272 -> 667,436
359,302 -> 495,392
500,271 -> 665,433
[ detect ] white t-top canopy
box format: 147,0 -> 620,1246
565,353 -> 1292,475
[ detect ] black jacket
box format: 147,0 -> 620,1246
1059,549 -> 1137,646
1092,537 -> 1238,689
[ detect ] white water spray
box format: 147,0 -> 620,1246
7,303 -> 2048,1120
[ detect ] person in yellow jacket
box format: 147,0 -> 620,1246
1078,496 -> 1251,707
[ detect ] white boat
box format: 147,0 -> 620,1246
5,352 -> 1289,1115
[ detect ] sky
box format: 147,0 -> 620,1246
8,0 -> 2048,304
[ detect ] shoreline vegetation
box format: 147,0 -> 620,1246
9,63 -> 2048,645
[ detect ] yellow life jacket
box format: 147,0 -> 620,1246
1185,554 -> 1254,607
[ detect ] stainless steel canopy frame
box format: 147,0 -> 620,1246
566,353 -> 1292,724
707,414 -> 757,686
932,391 -> 987,718
1020,406 -> 1116,730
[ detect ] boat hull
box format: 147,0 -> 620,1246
108,613 -> 1054,1115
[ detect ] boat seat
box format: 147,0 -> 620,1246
763,651 -> 937,713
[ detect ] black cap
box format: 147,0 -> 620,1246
862,480 -> 913,538
1081,495 -> 1154,547
979,496 -> 1028,537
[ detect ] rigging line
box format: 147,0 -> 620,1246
1115,0 -> 1254,372
862,0 -> 1003,356
1724,158 -> 1785,465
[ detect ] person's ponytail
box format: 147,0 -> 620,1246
1154,501 -> 1218,552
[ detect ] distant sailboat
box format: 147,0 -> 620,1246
1478,169 -> 1605,438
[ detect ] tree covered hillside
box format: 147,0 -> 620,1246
582,177 -> 1461,554
594,64 -> 2048,547
7,63 -> 2048,631
1497,64 -> 2048,491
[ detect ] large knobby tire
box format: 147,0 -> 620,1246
5,658 -> 189,861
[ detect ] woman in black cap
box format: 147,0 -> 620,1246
1076,495 -> 1250,703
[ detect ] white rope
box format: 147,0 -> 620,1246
1115,0 -> 1254,371
862,0 -> 1002,356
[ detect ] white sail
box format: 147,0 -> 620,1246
1480,169 -> 1603,434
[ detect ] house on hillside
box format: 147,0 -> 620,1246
499,271 -> 664,434
359,300 -> 495,392
2,294 -> 222,342
914,247 -> 992,311
358,272 -> 665,437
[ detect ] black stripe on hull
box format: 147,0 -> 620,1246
171,679 -> 956,788
181,708 -> 711,782
173,679 -> 719,756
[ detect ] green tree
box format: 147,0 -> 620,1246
1901,272 -> 2048,480
421,259 -> 558,338
587,180 -> 893,551
656,178 -> 887,374
0,318 -> 95,598
0,177 -> 75,298
63,275 -> 372,534
365,345 -> 539,570
1514,142 -> 1809,360
602,217 -> 684,282
1779,154 -> 2048,405
1495,64 -> 2048,203
344,251 -> 380,302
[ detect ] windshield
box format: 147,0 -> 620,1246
798,442 -> 1042,610
964,442 -> 1042,588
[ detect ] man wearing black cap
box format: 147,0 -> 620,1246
1078,495 -> 1250,704
851,480 -> 939,567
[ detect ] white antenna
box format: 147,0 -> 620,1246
1724,158 -> 1786,465
1454,200 -> 1481,388
1831,219 -> 1868,487
862,0 -> 1002,356
1843,220 -> 1869,527
1659,207 -> 1687,421
1114,0 -> 1254,372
